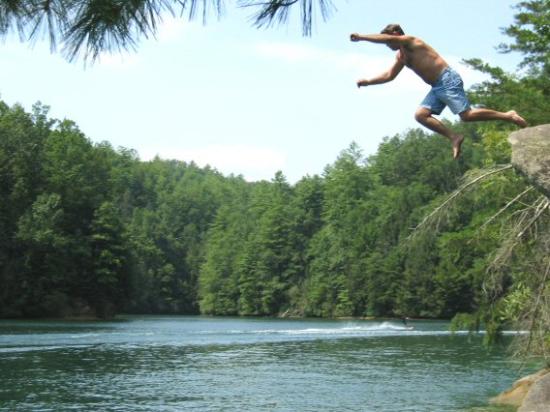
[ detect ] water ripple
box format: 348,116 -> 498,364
0,317 -> 529,412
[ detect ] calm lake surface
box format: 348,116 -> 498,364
0,316 -> 525,411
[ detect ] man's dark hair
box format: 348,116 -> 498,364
381,24 -> 404,35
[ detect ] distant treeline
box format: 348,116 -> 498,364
0,97 -> 535,319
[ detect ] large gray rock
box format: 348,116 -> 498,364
490,369 -> 549,408
518,371 -> 550,412
508,124 -> 550,199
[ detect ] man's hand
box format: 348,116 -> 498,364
350,33 -> 361,42
357,79 -> 369,88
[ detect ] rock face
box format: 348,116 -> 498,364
490,369 -> 550,408
508,124 -> 550,199
491,126 -> 550,411
518,371 -> 550,412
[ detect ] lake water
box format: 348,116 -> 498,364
0,316 -> 525,411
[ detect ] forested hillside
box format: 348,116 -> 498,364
0,101 -> 539,319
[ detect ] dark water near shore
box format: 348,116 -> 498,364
0,316 -> 525,411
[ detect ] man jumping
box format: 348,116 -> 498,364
350,24 -> 527,159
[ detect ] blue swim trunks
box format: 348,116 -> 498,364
420,67 -> 471,115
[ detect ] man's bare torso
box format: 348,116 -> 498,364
397,37 -> 448,85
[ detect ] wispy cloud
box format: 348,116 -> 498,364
96,52 -> 140,69
255,42 -> 332,63
254,41 -> 369,71
140,144 -> 287,181
254,41 -> 489,92
94,17 -> 195,69
254,41 -> 425,92
156,17 -> 196,42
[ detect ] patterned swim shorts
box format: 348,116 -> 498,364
420,67 -> 471,115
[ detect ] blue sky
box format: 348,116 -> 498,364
0,0 -> 522,182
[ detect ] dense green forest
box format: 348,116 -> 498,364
1,2 -> 548,357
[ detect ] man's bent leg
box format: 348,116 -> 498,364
415,107 -> 464,159
459,108 -> 527,127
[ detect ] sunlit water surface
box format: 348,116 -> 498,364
0,316 -> 525,411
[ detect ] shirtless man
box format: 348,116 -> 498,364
350,24 -> 527,159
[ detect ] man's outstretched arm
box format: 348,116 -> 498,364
356,56 -> 405,87
350,33 -> 413,45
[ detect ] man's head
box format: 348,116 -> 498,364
381,24 -> 404,36
381,24 -> 404,50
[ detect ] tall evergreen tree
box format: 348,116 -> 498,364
0,0 -> 334,61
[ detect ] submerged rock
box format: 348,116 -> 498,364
508,124 -> 550,199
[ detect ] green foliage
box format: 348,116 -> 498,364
463,0 -> 550,360
450,312 -> 480,333
465,0 -> 550,127
0,0 -> 333,61
500,283 -> 531,322
498,0 -> 550,70
89,201 -> 130,318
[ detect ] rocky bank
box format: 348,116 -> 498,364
489,124 -> 550,412
508,124 -> 550,199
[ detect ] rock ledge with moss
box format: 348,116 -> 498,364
508,124 -> 550,199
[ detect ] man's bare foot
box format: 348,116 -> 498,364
451,134 -> 464,159
508,110 -> 527,127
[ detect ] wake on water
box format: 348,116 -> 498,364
0,319 -> 529,354
246,322 -> 528,340
250,321 -> 417,337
